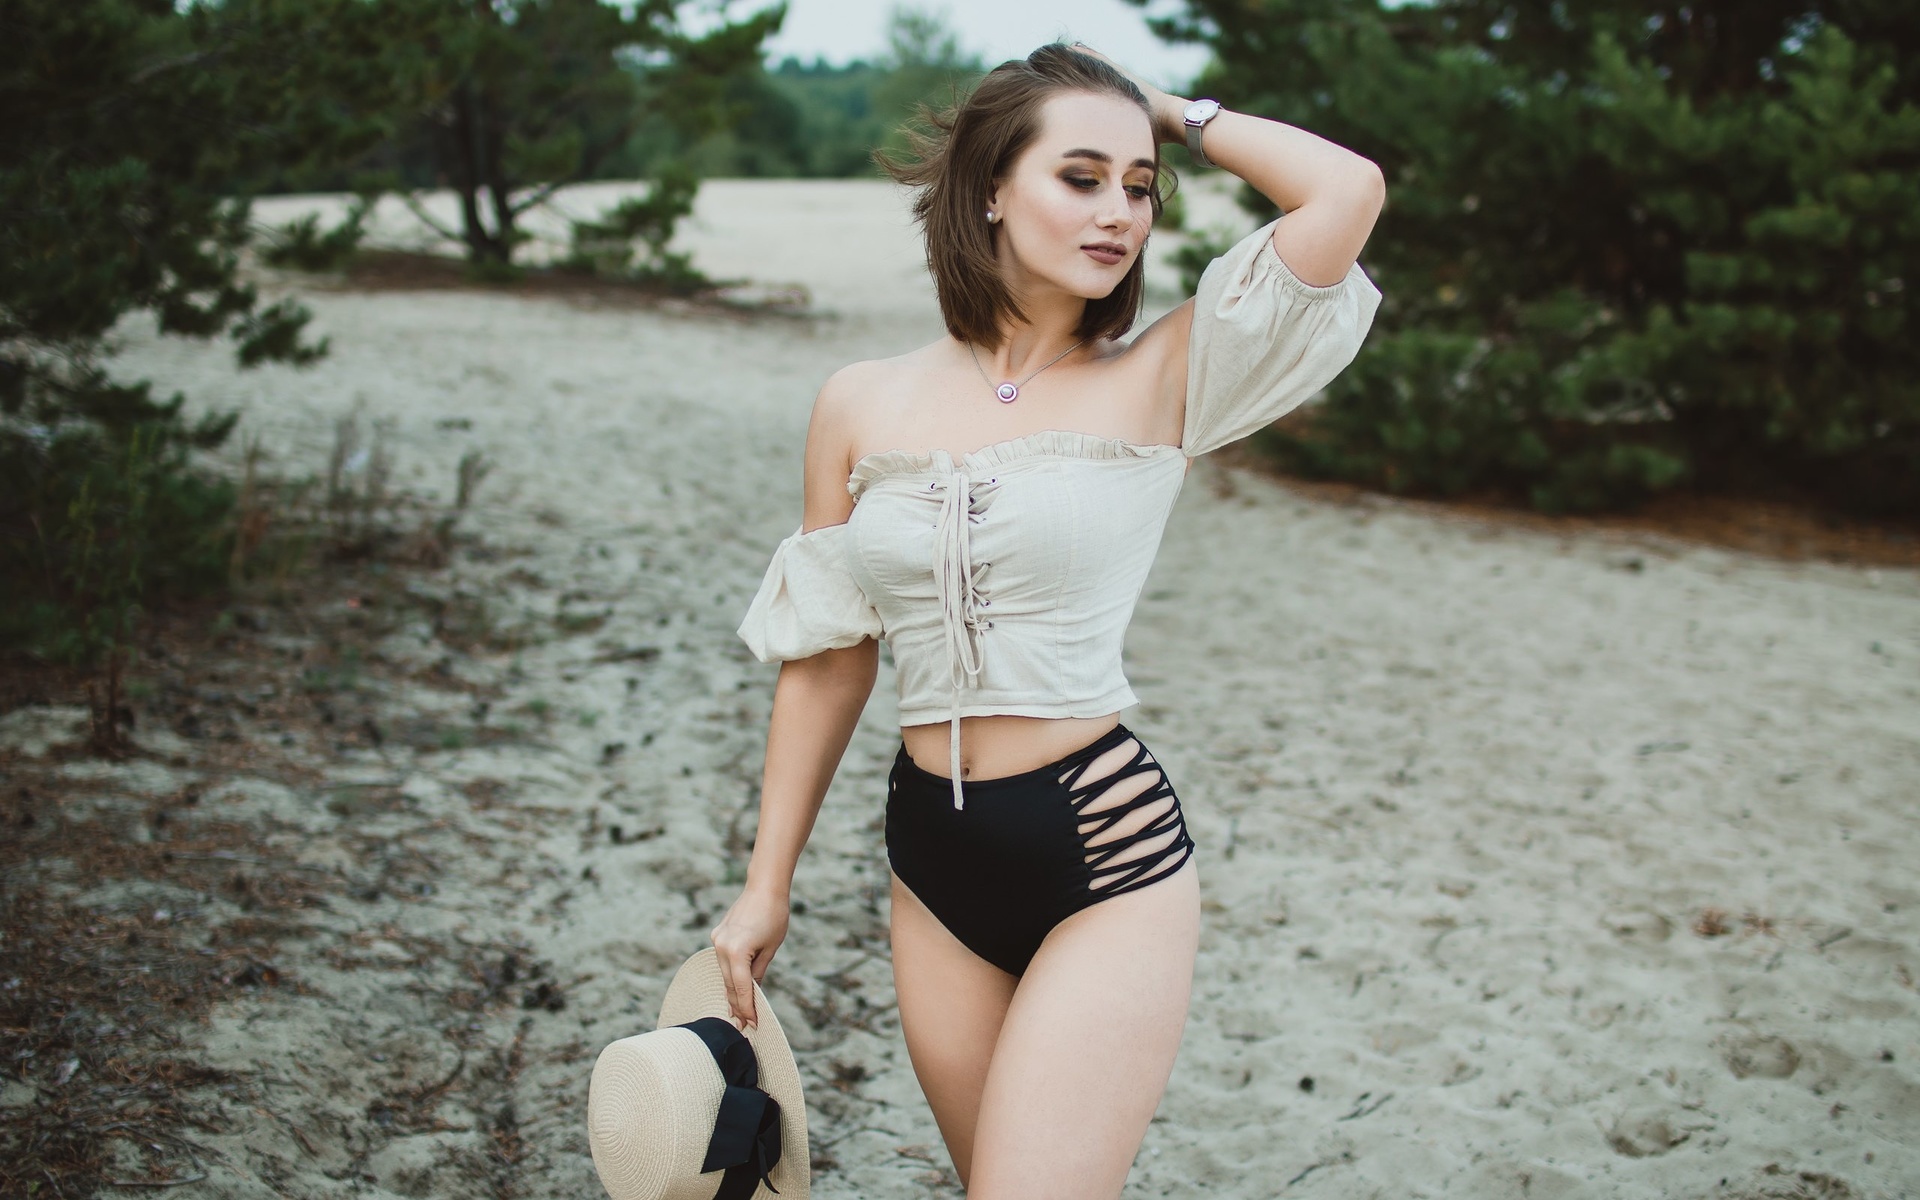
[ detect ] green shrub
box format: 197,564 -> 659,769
1,407 -> 238,664
260,197 -> 374,271
564,163 -> 705,290
1168,1 -> 1920,514
2,0 -> 399,665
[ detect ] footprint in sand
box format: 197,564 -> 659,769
1603,1106 -> 1691,1157
1724,1032 -> 1801,1080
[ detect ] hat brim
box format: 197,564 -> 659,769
598,948 -> 807,1200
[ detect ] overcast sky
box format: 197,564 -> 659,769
759,0 -> 1213,94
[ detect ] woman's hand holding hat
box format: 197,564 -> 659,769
710,883 -> 789,1030
588,948 -> 810,1200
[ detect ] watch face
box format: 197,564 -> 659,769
1184,98 -> 1220,124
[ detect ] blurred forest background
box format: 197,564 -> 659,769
3,0 -> 1916,688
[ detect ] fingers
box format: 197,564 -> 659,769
1070,41 -> 1121,71
709,891 -> 789,1032
1069,40 -> 1160,99
713,942 -> 759,1030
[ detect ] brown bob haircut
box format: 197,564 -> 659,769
877,42 -> 1173,349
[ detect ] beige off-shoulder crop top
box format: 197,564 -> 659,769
738,218 -> 1383,810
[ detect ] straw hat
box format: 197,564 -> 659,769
587,948 -> 809,1200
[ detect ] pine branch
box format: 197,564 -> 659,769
398,191 -> 463,244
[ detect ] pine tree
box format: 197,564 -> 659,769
2,0 -> 785,668
2,0 -> 410,664
1148,1 -> 1919,514
383,0 -> 784,267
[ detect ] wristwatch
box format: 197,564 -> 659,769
1183,98 -> 1223,167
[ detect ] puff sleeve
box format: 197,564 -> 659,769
1183,216 -> 1383,459
737,522 -> 884,663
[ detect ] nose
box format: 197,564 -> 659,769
1096,181 -> 1135,233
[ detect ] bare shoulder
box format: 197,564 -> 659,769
806,361 -> 884,489
813,341 -> 947,446
816,344 -> 939,420
800,349 -> 931,527
816,357 -> 887,421
1126,296 -> 1197,366
1098,299 -> 1197,442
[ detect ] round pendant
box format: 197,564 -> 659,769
996,383 -> 1019,403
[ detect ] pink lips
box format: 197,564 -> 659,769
1082,242 -> 1127,266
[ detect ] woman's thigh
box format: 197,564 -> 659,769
966,856 -> 1201,1200
889,870 -> 1019,1186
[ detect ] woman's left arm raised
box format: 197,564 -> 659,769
1170,104 -> 1385,286
1074,44 -> 1385,286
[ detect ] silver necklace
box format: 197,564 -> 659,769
968,338 -> 1086,403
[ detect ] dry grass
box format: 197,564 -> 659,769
0,809 -> 312,1194
0,461 -> 529,1194
0,572 -> 561,1194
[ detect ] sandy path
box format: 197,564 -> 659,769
99,179 -> 1920,1199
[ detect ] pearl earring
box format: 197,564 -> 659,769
985,210 -> 999,224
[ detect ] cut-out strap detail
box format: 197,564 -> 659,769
1057,737 -> 1195,894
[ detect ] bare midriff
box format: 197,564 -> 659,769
900,712 -> 1123,783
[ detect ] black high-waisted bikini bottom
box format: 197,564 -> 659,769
884,721 -> 1196,977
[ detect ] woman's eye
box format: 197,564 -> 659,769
1065,174 -> 1152,199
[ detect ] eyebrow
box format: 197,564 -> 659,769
1060,148 -> 1157,171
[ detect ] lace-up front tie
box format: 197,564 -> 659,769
930,469 -> 995,809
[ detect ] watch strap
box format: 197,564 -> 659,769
1183,99 -> 1220,168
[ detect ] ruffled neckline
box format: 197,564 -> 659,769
847,428 -> 1182,498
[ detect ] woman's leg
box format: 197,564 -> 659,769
888,726 -> 1199,1194
964,729 -> 1202,1200
890,871 -> 1020,1187
964,857 -> 1200,1199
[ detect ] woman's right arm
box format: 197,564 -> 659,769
711,366 -> 880,1029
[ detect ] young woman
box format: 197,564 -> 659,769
713,41 -> 1383,1198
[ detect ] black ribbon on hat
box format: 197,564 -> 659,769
675,1016 -> 783,1199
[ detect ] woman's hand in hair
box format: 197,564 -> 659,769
1066,41 -> 1189,145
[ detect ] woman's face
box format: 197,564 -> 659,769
986,89 -> 1158,305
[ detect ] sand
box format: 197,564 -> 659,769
43,177 -> 1920,1198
